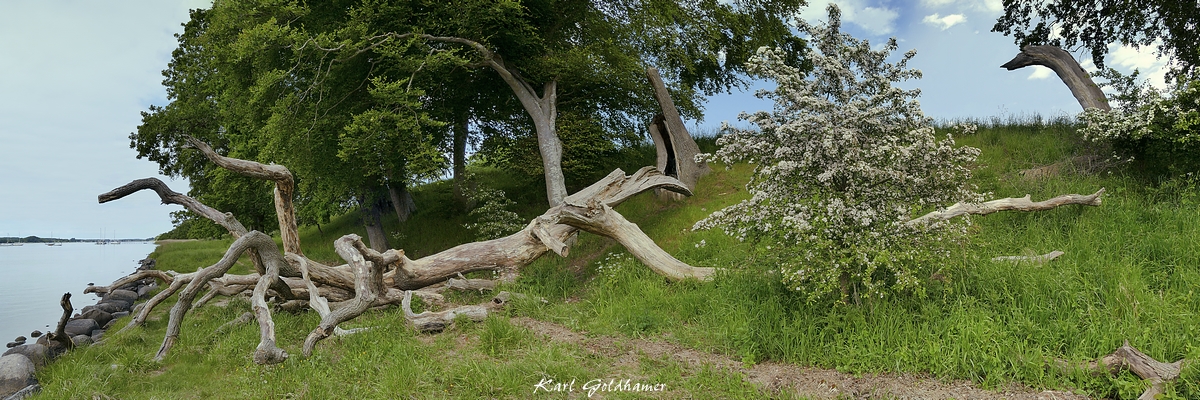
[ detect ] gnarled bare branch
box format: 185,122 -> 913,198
1002,45 -> 1111,111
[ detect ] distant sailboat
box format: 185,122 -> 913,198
47,232 -> 63,246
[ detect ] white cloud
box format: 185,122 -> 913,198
1027,65 -> 1054,80
800,1 -> 900,35
921,0 -> 957,7
922,13 -> 967,30
981,0 -> 1003,14
1108,44 -> 1170,90
1080,58 -> 1098,73
921,0 -> 1003,16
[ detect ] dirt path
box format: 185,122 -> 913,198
511,317 -> 1089,400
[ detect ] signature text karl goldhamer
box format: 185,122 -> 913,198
534,377 -> 667,397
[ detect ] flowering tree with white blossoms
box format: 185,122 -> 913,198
1078,68 -> 1200,176
695,5 -> 983,302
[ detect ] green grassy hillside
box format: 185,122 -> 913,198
34,124 -> 1200,399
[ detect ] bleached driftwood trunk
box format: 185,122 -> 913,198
907,189 -> 1105,227
100,136 -> 709,364
991,250 -> 1065,263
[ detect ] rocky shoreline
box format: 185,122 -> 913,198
0,257 -> 158,399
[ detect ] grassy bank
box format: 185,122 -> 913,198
34,123 -> 1200,399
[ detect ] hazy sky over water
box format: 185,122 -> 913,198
0,0 -> 1171,239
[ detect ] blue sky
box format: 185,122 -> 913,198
0,0 -> 1172,239
698,0 -> 1171,132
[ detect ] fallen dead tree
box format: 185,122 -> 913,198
906,189 -> 1105,227
991,250 -> 1066,264
98,137 -> 711,364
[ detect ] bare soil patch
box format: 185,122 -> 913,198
512,317 -> 1090,399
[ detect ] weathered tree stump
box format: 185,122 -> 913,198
646,67 -> 710,200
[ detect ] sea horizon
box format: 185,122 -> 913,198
0,241 -> 154,343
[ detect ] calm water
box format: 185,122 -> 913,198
0,242 -> 154,342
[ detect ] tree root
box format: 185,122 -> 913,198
401,290 -> 489,333
120,274 -> 192,333
303,235 -> 388,356
250,239 -> 288,364
155,232 -> 289,364
1053,341 -> 1187,400
215,312 -> 254,335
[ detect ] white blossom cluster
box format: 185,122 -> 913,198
1079,69 -> 1200,146
694,5 -> 981,301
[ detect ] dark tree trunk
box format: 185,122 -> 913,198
363,197 -> 389,252
387,182 -> 416,223
452,113 -> 469,206
453,114 -> 468,186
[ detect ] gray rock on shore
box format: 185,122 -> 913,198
105,289 -> 138,304
63,319 -> 98,338
70,335 -> 92,347
79,309 -> 113,328
137,284 -> 154,298
2,344 -> 47,369
0,354 -> 37,399
95,302 -> 125,314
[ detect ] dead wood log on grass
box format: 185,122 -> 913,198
401,290 -> 490,333
991,250 -> 1066,263
84,270 -> 175,295
1053,341 -> 1187,400
907,189 -> 1105,227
